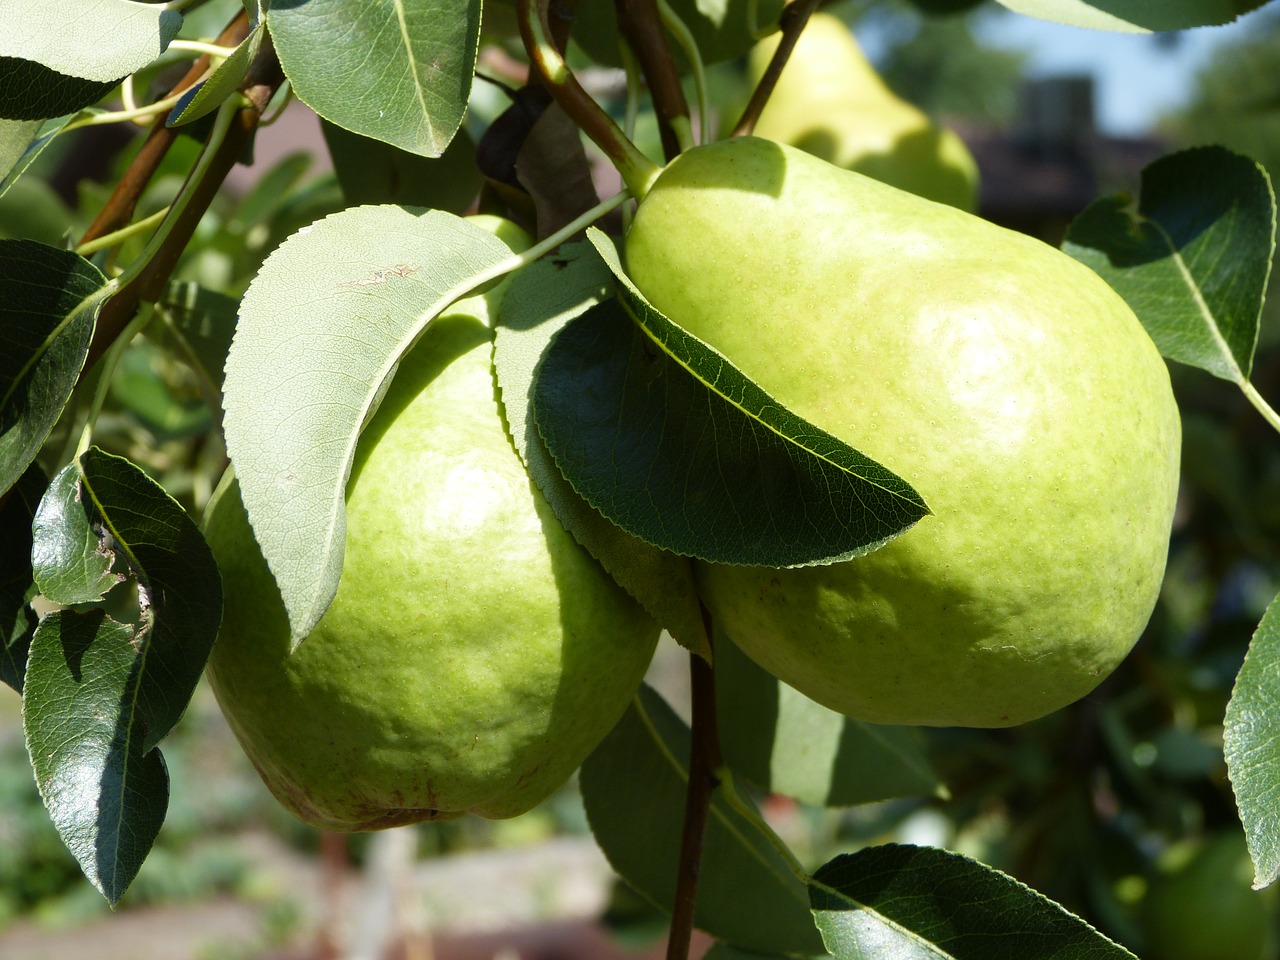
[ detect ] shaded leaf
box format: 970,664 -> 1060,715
533,231 -> 928,567
0,239 -> 107,496
321,118 -> 482,212
581,684 -> 827,956
810,845 -> 1137,959
495,243 -> 708,656
23,610 -> 169,904
0,0 -> 182,82
0,58 -> 112,122
715,636 -> 942,808
0,463 -> 45,692
573,0 -> 785,67
995,0 -> 1267,31
166,23 -> 265,127
1064,148 -> 1274,384
223,206 -> 520,644
154,280 -> 240,411
1225,592 -> 1280,890
268,0 -> 480,157
702,947 -> 801,960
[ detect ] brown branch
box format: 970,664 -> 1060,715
666,616 -> 722,960
80,32 -> 285,378
730,0 -> 823,138
614,0 -> 689,162
79,10 -> 252,245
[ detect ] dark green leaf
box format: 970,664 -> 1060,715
0,58 -> 114,121
702,946 -> 802,960
1225,592 -> 1280,890
321,118 -> 482,212
533,232 -> 929,567
0,463 -> 45,692
223,207 -> 522,644
495,243 -> 708,656
996,0 -> 1268,30
810,845 -> 1137,959
154,280 -> 239,407
268,0 -> 480,157
716,636 -> 942,807
32,462 -> 123,605
581,685 -> 827,956
1063,146 -> 1275,385
0,239 -> 106,496
23,610 -> 169,905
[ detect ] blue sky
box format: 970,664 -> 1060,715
972,5 -> 1269,135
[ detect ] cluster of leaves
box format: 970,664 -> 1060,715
3,0 -> 1280,958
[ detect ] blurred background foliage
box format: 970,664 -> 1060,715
2,1 -> 1280,958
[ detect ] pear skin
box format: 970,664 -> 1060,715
625,137 -> 1179,728
748,12 -> 979,211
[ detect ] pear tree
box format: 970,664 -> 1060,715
1,0 -> 1279,957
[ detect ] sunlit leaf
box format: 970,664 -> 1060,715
1225,593 -> 1280,890
268,0 -> 480,157
995,0 -> 1267,31
0,0 -> 182,81
166,23 -> 265,127
0,113 -> 75,196
223,206 -> 520,644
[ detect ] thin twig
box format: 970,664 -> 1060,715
79,10 -> 251,245
666,616 -> 722,960
614,0 -> 690,161
730,0 -> 823,138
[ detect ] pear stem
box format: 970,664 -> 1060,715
730,0 -> 823,138
1242,380 -> 1280,435
517,0 -> 660,198
657,0 -> 710,145
666,617 -> 723,960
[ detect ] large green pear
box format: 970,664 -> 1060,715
204,221 -> 660,829
624,137 -> 1180,728
748,13 -> 979,211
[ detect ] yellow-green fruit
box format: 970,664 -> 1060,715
1142,832 -> 1278,960
748,12 -> 979,210
204,222 -> 660,829
625,137 -> 1179,728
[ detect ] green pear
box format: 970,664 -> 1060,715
624,137 -> 1180,728
747,12 -> 979,211
204,218 -> 660,829
1142,832 -> 1278,960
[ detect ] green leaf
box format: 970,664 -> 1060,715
494,243 -> 708,657
0,239 -> 107,497
0,114 -> 75,197
1225,592 -> 1280,891
810,845 -> 1137,959
321,118 -> 483,212
154,280 -> 239,409
0,58 -> 113,122
268,0 -> 480,157
1,463 -> 45,692
533,231 -> 929,567
32,463 -> 123,605
166,23 -> 265,128
0,0 -> 182,81
33,447 -> 222,750
581,684 -> 827,957
223,206 -> 520,645
702,946 -> 802,960
715,636 -> 942,808
1064,146 -> 1275,385
23,610 -> 169,905
994,0 -> 1268,31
